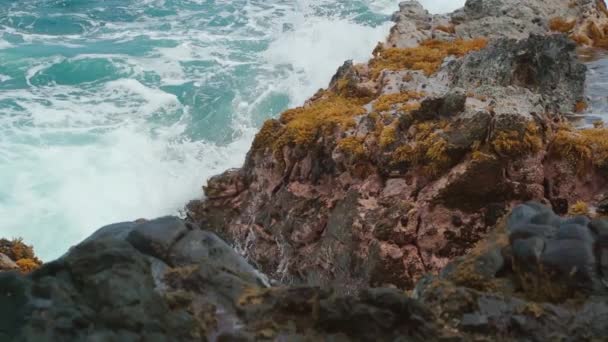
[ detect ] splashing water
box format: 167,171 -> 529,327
0,0 -> 465,260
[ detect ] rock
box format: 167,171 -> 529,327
556,223 -> 594,242
507,203 -> 606,298
168,229 -> 268,286
127,216 -> 190,261
413,204 -> 608,340
454,0 -> 608,44
511,237 -> 544,264
541,239 -> 597,291
0,239 -> 42,274
450,34 -> 586,113
80,221 -> 138,243
2,217 -> 449,341
0,253 -> 18,271
509,223 -> 557,241
410,89 -> 467,121
188,28 -> 600,291
460,313 -> 490,333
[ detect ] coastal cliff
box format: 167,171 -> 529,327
4,0 -> 608,341
186,0 -> 608,290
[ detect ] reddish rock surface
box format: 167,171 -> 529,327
187,0 -> 608,290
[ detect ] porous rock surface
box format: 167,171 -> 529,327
5,0 -> 608,341
187,0 -> 608,291
414,202 -> 608,341
0,217 -> 440,341
4,206 -> 608,341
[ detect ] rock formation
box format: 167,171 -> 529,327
4,205 -> 608,340
5,0 -> 608,341
187,0 -> 608,291
0,239 -> 42,274
0,217 -> 441,341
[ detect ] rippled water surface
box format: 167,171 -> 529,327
583,50 -> 608,126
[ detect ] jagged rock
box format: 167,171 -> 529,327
454,0 -> 607,41
127,216 -> 191,261
413,203 -> 608,340
507,202 -> 605,297
450,34 -> 587,112
0,239 -> 42,274
1,217 -> 444,341
187,4 -> 607,290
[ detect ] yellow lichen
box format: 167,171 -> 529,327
390,121 -> 452,175
491,122 -> 543,157
569,201 -> 590,216
551,126 -> 608,170
271,94 -> 366,150
251,119 -> 282,151
237,287 -> 269,307
549,17 -> 576,33
391,145 -> 414,165
0,238 -> 42,272
379,122 -> 398,148
435,24 -> 456,34
523,303 -> 544,318
401,101 -> 421,112
373,91 -> 423,113
369,38 -> 488,79
15,258 -> 40,274
471,150 -> 495,162
337,136 -> 367,157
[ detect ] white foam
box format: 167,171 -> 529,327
0,39 -> 12,50
0,0 -> 415,261
420,0 -> 466,14
264,15 -> 392,105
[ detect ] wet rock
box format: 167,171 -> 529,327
511,237 -> 544,264
168,229 -> 267,286
80,221 -> 137,243
127,216 -> 190,261
556,223 -> 594,242
507,203 -> 607,298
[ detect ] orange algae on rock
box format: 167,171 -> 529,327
491,122 -> 543,157
379,121 -> 398,148
0,238 -> 42,273
252,94 -> 367,154
373,91 -> 424,113
337,136 -> 367,157
549,17 -> 577,33
550,126 -> 608,170
369,38 -> 488,78
569,201 -> 590,216
390,121 -> 452,175
16,258 -> 40,274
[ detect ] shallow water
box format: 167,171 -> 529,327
583,50 -> 608,126
0,0 -> 465,260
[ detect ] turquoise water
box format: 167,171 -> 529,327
0,0 -> 464,260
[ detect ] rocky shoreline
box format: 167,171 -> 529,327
4,0 -> 608,341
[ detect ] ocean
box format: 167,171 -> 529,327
0,0 -> 465,260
